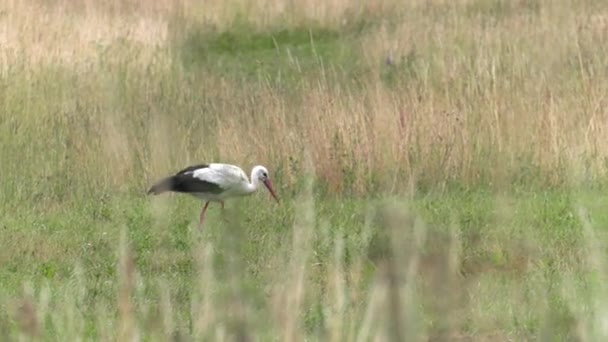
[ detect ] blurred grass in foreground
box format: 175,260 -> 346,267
2,186 -> 608,340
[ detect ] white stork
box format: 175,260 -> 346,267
147,163 -> 279,227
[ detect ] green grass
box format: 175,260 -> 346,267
1,186 -> 606,339
2,0 -> 608,340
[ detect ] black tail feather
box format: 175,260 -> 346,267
147,177 -> 176,195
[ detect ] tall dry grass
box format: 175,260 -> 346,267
2,0 -> 608,201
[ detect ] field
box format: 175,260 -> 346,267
1,0 -> 608,340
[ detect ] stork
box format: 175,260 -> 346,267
147,163 -> 279,227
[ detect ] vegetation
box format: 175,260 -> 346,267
1,0 -> 607,340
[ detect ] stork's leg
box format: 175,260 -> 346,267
199,201 -> 210,228
219,201 -> 230,223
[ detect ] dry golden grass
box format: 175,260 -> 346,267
2,0 -> 608,197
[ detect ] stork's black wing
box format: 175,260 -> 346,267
148,164 -> 224,195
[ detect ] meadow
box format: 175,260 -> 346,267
1,0 -> 608,340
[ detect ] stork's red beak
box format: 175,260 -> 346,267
263,179 -> 280,203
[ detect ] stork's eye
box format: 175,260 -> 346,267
262,172 -> 268,178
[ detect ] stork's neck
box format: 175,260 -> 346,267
245,169 -> 260,194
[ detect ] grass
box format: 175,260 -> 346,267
1,0 -> 608,340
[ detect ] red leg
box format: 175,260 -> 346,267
199,201 -> 210,228
220,201 -> 230,223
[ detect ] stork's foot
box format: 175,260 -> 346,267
220,201 -> 231,223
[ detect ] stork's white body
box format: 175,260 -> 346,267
188,163 -> 255,201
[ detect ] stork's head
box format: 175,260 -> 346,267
252,165 -> 279,203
